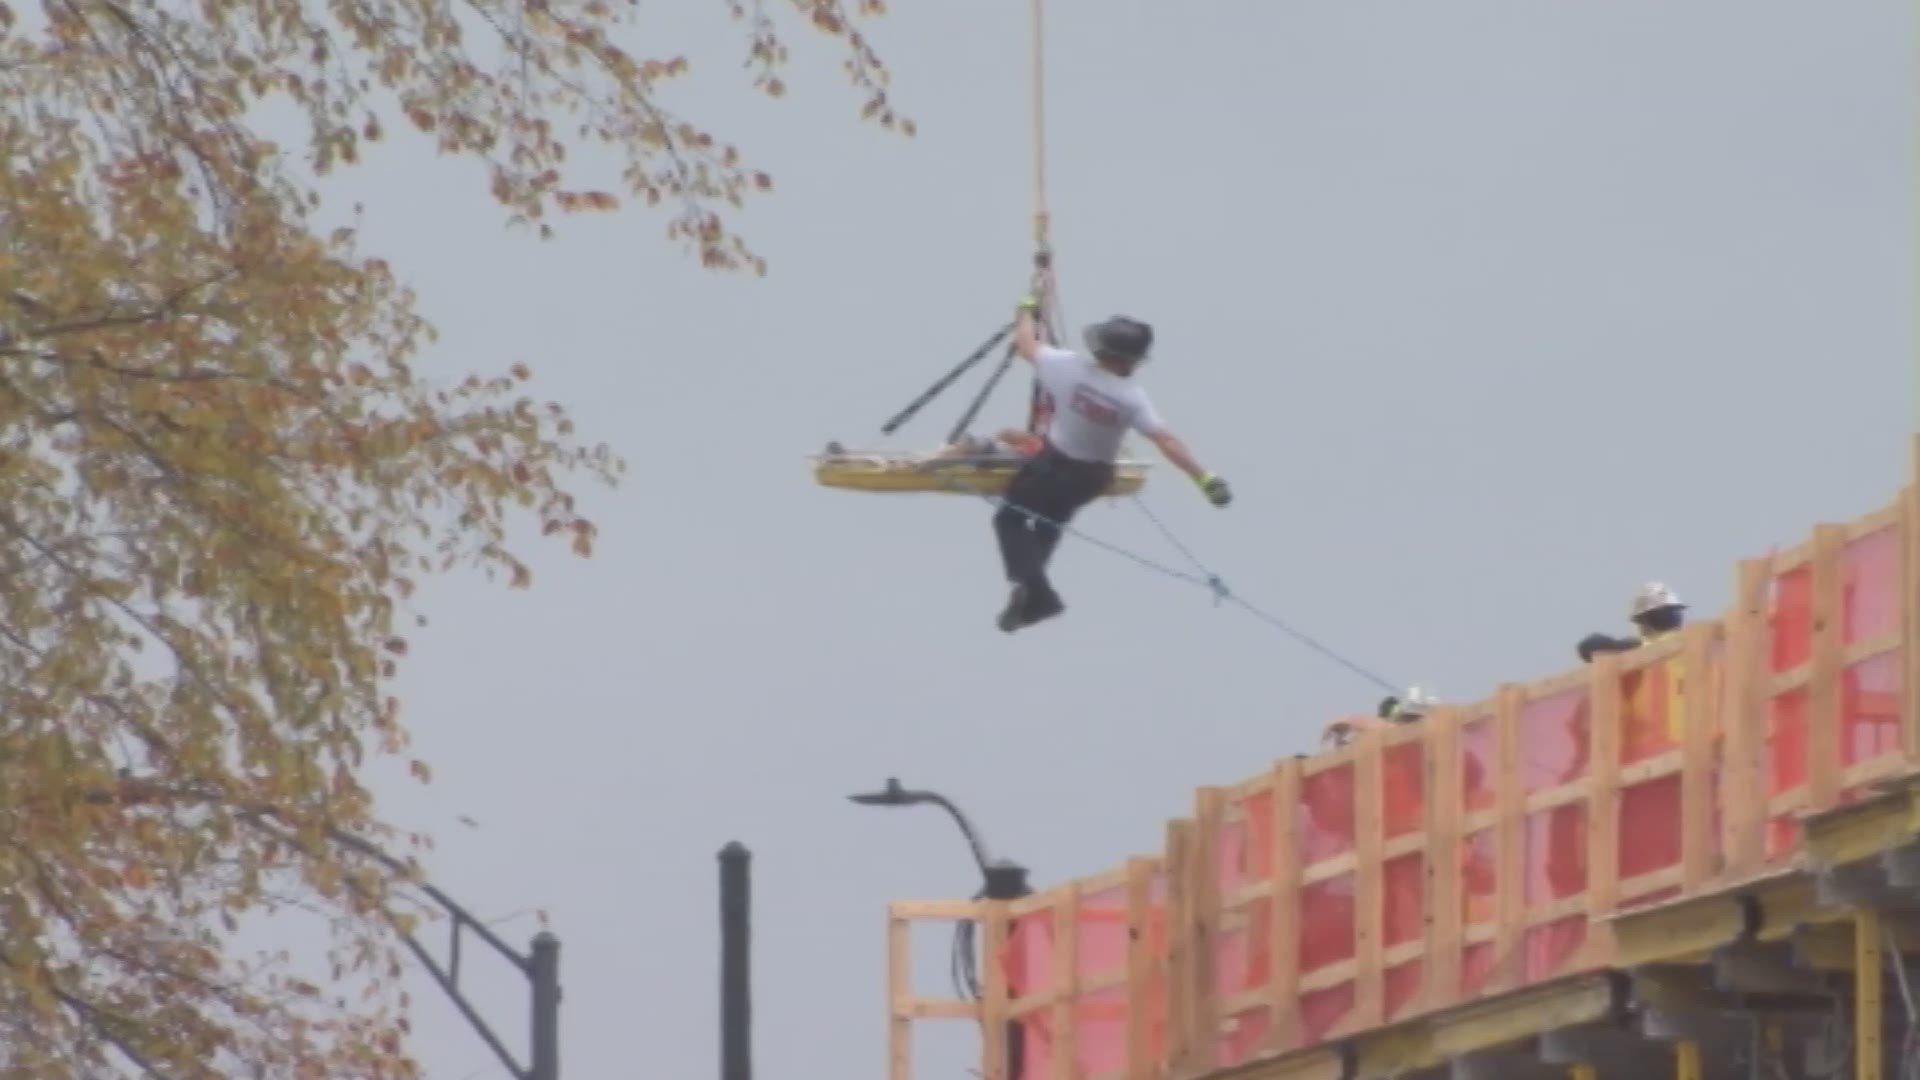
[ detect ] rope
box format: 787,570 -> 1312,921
955,0 -> 1398,694
1124,496 -> 1401,693
1029,0 -> 1049,256
941,468 -> 1401,693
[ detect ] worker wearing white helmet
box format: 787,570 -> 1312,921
1577,582 -> 1688,662
1323,686 -> 1440,746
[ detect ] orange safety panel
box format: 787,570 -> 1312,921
968,516 -> 1918,1080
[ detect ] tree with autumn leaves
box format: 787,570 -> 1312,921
0,0 -> 905,1074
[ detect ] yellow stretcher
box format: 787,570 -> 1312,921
813,445 -> 1150,497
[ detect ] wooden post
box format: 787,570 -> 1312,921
1123,858 -> 1155,1080
1857,908 -> 1884,1080
1266,759 -> 1303,1053
1809,523 -> 1846,809
1423,709 -> 1464,1013
981,901 -> 1011,1080
1584,656 -> 1623,967
1719,557 -> 1773,879
1493,685 -> 1526,991
1903,434 -> 1920,764
1189,789 -> 1225,1075
1163,820 -> 1193,1077
889,913 -> 911,1080
1051,883 -> 1080,1080
1353,729 -> 1386,1028
1679,623 -> 1718,890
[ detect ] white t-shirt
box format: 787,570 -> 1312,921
1032,344 -> 1165,463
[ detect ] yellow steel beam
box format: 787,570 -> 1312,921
1792,915 -> 1920,969
1858,909 -> 1884,1080
1801,783 -> 1920,868
1202,1047 -> 1343,1080
1609,889 -> 1750,967
1425,974 -> 1619,1061
1347,1022 -> 1431,1078
1751,874 -> 1833,940
1675,1040 -> 1702,1080
1217,974 -> 1618,1080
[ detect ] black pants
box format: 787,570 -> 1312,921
993,444 -> 1115,591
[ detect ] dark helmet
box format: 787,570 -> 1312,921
1083,316 -> 1153,365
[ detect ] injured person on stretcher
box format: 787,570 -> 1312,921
930,429 -> 1045,463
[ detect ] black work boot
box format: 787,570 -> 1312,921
1021,582 -> 1065,627
997,583 -> 1033,633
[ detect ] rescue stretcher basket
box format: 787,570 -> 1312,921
812,445 -> 1150,497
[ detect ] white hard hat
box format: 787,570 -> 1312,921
1390,686 -> 1440,718
1630,582 -> 1685,620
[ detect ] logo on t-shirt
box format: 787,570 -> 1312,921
1069,385 -> 1124,426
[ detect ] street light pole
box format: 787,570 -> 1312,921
718,841 -> 754,1080
848,779 -> 1033,1080
325,828 -> 562,1080
845,778 -> 1032,901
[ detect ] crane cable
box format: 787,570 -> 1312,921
1002,0 -> 1400,695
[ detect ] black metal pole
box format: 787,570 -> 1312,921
529,932 -> 561,1080
945,342 -> 1020,446
719,841 -> 753,1080
879,323 -> 1014,436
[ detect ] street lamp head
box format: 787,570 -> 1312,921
981,858 -> 1032,900
846,777 -> 927,807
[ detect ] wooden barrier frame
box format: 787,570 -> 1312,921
883,454 -> 1920,1080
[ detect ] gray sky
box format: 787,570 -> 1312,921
314,1 -> 1915,1077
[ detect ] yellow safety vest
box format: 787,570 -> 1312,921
1620,628 -> 1687,759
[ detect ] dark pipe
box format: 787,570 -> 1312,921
528,932 -> 561,1080
719,842 -> 753,1080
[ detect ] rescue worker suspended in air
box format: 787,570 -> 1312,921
1576,582 -> 1688,662
994,290 -> 1233,633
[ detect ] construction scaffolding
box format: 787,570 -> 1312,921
883,444 -> 1920,1080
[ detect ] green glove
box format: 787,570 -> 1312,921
1016,294 -> 1042,316
1195,472 -> 1232,507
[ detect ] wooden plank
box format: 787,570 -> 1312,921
1267,759 -> 1303,1053
1123,857 -> 1155,1080
1353,728 -> 1386,1028
1846,501 -> 1903,540
1809,523 -> 1846,809
980,900 -> 1011,1080
1522,775 -> 1597,814
1493,684 -> 1526,991
890,916 -> 911,1080
1719,557 -> 1773,879
902,998 -> 978,1019
1766,630 -> 1905,695
1052,882 -> 1081,1080
1680,623 -> 1717,890
1906,439 -> 1920,766
1424,707 -> 1465,1015
1618,864 -> 1685,901
1191,788 -> 1225,1075
1300,746 -> 1355,777
890,899 -> 983,920
1163,819 -> 1193,1076
1010,866 -> 1129,917
1585,654 -> 1623,968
